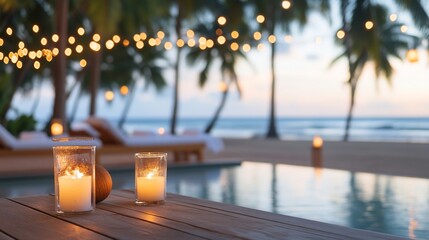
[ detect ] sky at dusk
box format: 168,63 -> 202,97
9,4 -> 429,122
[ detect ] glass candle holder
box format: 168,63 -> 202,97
53,137 -> 96,214
135,152 -> 167,206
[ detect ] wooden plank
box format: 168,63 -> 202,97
108,190 -> 346,240
165,193 -> 406,240
0,231 -> 14,240
0,198 -> 108,240
13,195 -> 204,240
97,194 -> 234,240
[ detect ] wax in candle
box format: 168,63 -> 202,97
137,175 -> 165,202
58,171 -> 92,212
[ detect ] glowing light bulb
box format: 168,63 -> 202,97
389,13 -> 397,22
256,15 -> 265,23
217,16 -> 226,25
104,90 -> 114,102
164,41 -> 173,50
80,59 -> 87,67
336,30 -> 345,39
93,34 -> 101,42
120,85 -> 129,95
231,31 -> 239,39
52,34 -> 59,42
253,32 -> 262,41
77,27 -> 85,36
217,36 -> 226,45
282,0 -> 291,9
32,25 -> 39,33
365,21 -> 374,30
68,36 -> 75,45
242,43 -> 251,52
106,40 -> 114,49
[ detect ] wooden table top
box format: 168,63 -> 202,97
0,189 -> 405,240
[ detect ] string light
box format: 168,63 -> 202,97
16,60 -> 22,69
52,48 -> 59,56
29,51 -> 36,59
6,27 -> 13,35
113,35 -> 121,43
242,43 -> 251,52
217,36 -> 226,45
336,30 -> 345,39
106,40 -> 114,49
136,40 -> 144,49
34,60 -> 40,69
217,16 -> 226,25
120,86 -> 129,95
93,34 -> 101,42
389,13 -> 397,22
0,38 -> 3,46
3,56 -> 9,64
206,39 -> 214,48
104,90 -> 114,102
64,48 -> 72,56
187,39 -> 196,47
216,29 -> 223,36
41,37 -> 47,45
155,38 -> 161,46
186,29 -> 194,38
123,39 -> 130,47
253,32 -> 262,41
148,38 -> 156,46
400,25 -> 408,33
68,36 -> 75,44
32,25 -> 39,33
282,0 -> 291,9
89,41 -> 101,51
76,45 -> 83,53
176,39 -> 185,47
18,41 -> 25,49
79,59 -> 87,67
52,34 -> 59,42
157,31 -> 165,39
164,41 -> 173,50
256,15 -> 265,23
0,52 -> 3,60
231,31 -> 239,39
139,32 -> 147,40
365,21 -> 374,30
257,43 -> 265,51
36,50 -> 42,58
268,35 -> 276,43
77,27 -> 85,36
133,34 -> 141,42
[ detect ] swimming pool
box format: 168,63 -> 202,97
1,162 -> 428,239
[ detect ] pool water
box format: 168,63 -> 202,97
1,162 -> 428,239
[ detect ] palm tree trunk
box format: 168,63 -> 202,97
89,49 -> 102,116
266,5 -> 279,138
170,5 -> 182,135
343,84 -> 356,141
52,0 -> 69,132
205,85 -> 229,134
118,82 -> 136,129
30,81 -> 42,115
68,84 -> 83,124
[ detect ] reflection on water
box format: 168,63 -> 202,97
1,162 -> 428,239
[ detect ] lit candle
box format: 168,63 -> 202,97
136,172 -> 165,202
58,169 -> 92,212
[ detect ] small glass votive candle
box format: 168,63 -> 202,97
135,152 -> 167,206
53,137 -> 96,214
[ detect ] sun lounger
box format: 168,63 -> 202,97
83,117 -> 224,162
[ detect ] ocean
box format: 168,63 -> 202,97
107,117 -> 429,143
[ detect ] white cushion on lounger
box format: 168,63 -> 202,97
71,122 -> 101,138
0,124 -> 102,150
86,117 -> 224,153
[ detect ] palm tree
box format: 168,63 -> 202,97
334,0 -> 417,141
186,1 -> 250,133
249,0 -> 329,138
168,0 -> 217,135
0,0 -> 53,125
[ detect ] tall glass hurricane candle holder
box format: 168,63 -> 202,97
53,137 -> 96,214
135,152 -> 167,206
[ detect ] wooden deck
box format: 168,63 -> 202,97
0,189 -> 405,239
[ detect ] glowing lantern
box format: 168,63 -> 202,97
51,119 -> 64,136
312,136 -> 323,149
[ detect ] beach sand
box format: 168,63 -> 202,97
1,138 -> 428,179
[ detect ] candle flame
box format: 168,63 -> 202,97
147,172 -> 154,179
66,169 -> 85,179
